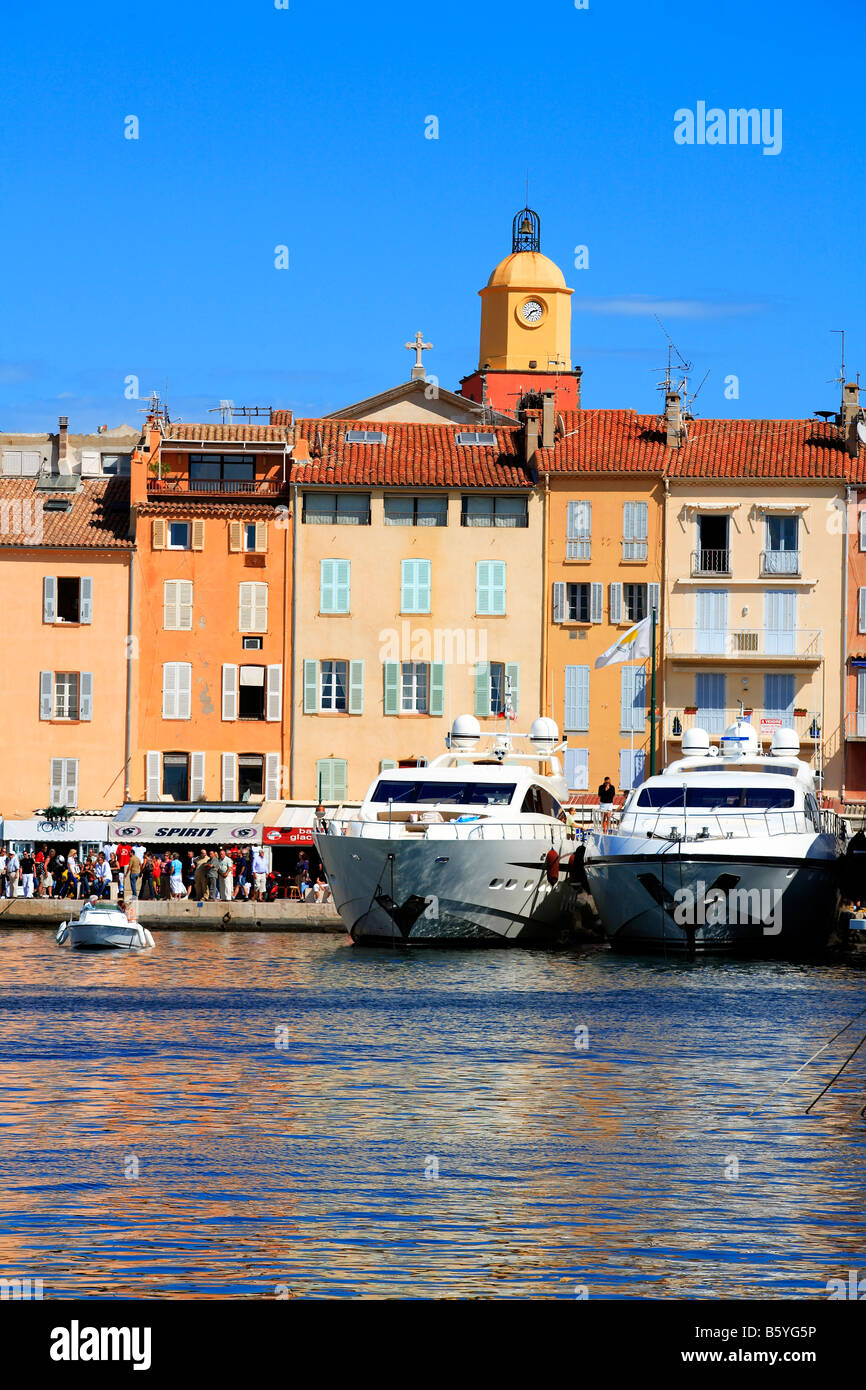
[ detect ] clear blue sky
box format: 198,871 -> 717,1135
1,0 -> 862,431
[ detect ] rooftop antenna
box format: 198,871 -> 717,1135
653,315 -> 692,400
830,329 -> 846,387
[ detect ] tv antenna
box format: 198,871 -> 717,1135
830,329 -> 846,387
208,402 -> 273,424
653,316 -> 692,398
138,391 -> 170,427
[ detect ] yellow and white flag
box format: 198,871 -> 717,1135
594,615 -> 652,669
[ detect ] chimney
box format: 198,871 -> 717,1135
841,381 -> 860,457
58,415 -> 69,464
541,391 -> 556,449
524,408 -> 541,472
665,391 -> 683,449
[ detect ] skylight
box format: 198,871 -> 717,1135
456,431 -> 497,446
345,429 -> 386,444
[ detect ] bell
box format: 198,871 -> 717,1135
520,216 -> 532,235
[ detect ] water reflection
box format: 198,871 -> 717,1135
0,931 -> 864,1298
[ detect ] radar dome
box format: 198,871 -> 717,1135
720,720 -> 759,756
530,716 -> 559,751
770,727 -> 800,756
450,714 -> 481,751
682,728 -> 710,755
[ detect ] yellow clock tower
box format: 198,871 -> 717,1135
460,208 -> 581,413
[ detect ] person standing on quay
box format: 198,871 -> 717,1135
193,850 -> 210,902
252,846 -> 267,902
128,848 -> 141,899
206,848 -> 219,902
217,847 -> 234,902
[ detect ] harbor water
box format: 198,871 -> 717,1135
1,930 -> 865,1299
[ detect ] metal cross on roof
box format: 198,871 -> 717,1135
405,330 -> 433,380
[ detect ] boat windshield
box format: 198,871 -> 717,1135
637,786 -> 796,810
370,779 -> 517,807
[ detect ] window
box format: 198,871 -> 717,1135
303,492 -> 370,525
3,450 -> 41,476
696,514 -> 729,573
321,659 -> 348,712
189,454 -> 255,491
566,583 -> 591,623
566,501 -> 591,559
163,753 -> 189,801
49,757 -> 78,808
624,583 -> 647,622
622,501 -> 648,560
228,520 -> 267,553
763,515 -> 799,575
456,431 -> 497,446
476,560 -> 506,615
553,581 -> 602,624
163,580 -> 193,631
238,754 -> 264,800
344,429 -> 386,444
474,661 -> 519,718
239,582 -> 268,632
620,665 -> 646,733
370,780 -> 516,806
100,453 -> 131,477
317,758 -> 348,801
401,662 -> 428,713
563,749 -> 589,791
564,666 -> 590,732
320,559 -> 351,614
168,521 -> 191,550
238,666 -> 266,719
637,785 -> 796,810
384,495 -> 448,526
162,663 -> 192,719
245,523 -> 257,551
401,559 -> 431,613
462,495 -> 528,528
54,672 -> 79,720
43,576 -> 92,624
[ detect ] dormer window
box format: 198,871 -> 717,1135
344,429 -> 386,444
456,431 -> 497,446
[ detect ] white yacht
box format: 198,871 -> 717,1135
583,718 -> 846,954
57,900 -> 155,950
315,715 -> 584,945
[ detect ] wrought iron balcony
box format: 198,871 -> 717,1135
666,628 -> 823,660
760,549 -> 801,577
691,548 -> 731,576
148,477 -> 286,497
667,707 -> 822,741
845,712 -> 866,740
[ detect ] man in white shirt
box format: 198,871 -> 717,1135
252,848 -> 267,901
94,853 -> 112,899
5,850 -> 20,897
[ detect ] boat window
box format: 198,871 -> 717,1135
520,787 -> 544,815
370,779 -> 517,806
636,786 -> 796,810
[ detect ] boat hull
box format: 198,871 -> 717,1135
585,833 -> 842,954
315,831 -> 583,944
67,920 -> 151,950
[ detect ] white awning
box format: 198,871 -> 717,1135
110,807 -> 262,845
5,817 -> 111,843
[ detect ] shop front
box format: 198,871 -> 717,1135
263,810 -> 320,894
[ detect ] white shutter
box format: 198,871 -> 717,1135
266,665 -> 282,721
146,751 -> 160,800
79,671 -> 93,720
50,758 -> 64,804
162,663 -> 177,719
43,576 -> 56,624
222,664 -> 239,720
860,511 -> 866,551
859,588 -> 866,635
80,450 -> 100,477
229,521 -> 243,553
39,670 -> 53,720
222,752 -> 238,801
63,758 -> 78,808
265,752 -> 281,801
609,583 -> 622,623
177,663 -> 192,719
164,580 -> 178,630
190,752 -> 206,801
80,577 -> 93,624
552,582 -> 566,623
255,521 -> 267,553
590,583 -> 603,624
239,583 -> 253,631
648,582 -> 660,617
254,582 -> 268,631
563,748 -> 589,791
20,451 -> 40,476
239,582 -> 267,631
3,452 -> 21,475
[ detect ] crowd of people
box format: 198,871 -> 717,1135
0,843 -> 332,904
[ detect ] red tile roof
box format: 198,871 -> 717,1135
537,410 -> 853,478
0,479 -> 132,548
291,418 -> 529,488
162,423 -> 292,444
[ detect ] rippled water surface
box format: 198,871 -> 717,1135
1,929 -> 865,1299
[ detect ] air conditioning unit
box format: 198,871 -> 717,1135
243,636 -> 263,650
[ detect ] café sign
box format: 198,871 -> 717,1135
110,822 -> 258,841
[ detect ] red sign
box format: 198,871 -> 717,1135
263,826 -> 315,846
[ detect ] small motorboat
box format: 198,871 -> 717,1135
56,900 -> 155,950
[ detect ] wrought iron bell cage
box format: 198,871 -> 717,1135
512,207 -> 540,253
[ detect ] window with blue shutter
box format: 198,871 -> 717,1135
619,748 -> 646,790
564,666 -> 590,732
763,674 -> 795,729
564,748 -> 589,790
620,665 -> 646,732
609,583 -> 622,624
566,501 -> 591,559
476,561 -> 506,615
695,673 -> 725,735
320,559 -> 350,613
623,501 -> 648,560
401,559 -> 431,613
590,582 -> 603,623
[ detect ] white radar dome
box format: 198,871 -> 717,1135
450,714 -> 481,751
720,721 -> 759,756
770,727 -> 800,756
530,716 -> 559,751
681,727 -> 710,755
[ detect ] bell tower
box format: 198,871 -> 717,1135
460,207 -> 581,415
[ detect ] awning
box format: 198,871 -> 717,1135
110,806 -> 262,845
264,807 -> 317,846
5,817 -> 112,843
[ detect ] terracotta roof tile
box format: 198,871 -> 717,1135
292,418 -> 529,489
0,479 -> 132,549
162,423 -> 292,444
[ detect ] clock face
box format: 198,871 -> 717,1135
521,299 -> 545,323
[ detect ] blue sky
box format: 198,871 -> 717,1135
1,0 -> 862,430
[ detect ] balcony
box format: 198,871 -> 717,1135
846,712 -> 866,740
760,549 -> 801,577
666,628 -> 823,662
148,476 -> 286,497
667,707 -> 822,742
691,548 -> 731,576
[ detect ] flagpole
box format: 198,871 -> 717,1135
650,604 -> 657,776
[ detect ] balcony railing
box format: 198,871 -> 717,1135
760,549 -> 801,577
148,477 -> 286,496
846,712 -> 866,739
667,707 -> 822,741
666,628 -> 823,659
691,548 -> 731,576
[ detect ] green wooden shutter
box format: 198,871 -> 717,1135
379,759 -> 398,772
316,759 -> 332,800
349,660 -> 365,714
332,759 -> 348,801
476,562 -> 490,614
429,662 -> 445,716
303,659 -> 319,713
491,562 -> 506,615
336,559 -> 350,612
474,661 -> 491,716
320,560 -> 335,612
505,662 -> 520,716
383,660 -> 400,715
400,560 -> 414,611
